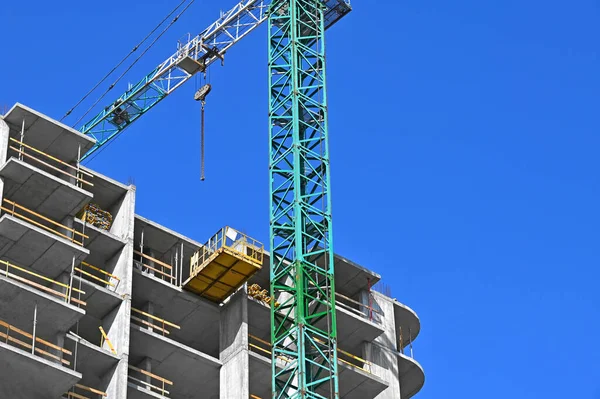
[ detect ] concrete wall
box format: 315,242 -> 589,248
219,289 -> 249,399
104,185 -> 135,399
362,291 -> 402,399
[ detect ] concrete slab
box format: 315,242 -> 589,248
0,275 -> 84,338
248,251 -> 381,299
80,167 -> 128,212
0,341 -> 81,399
249,349 -> 388,399
0,158 -> 92,221
129,325 -> 221,399
76,219 -> 126,265
66,332 -> 119,388
127,383 -> 167,399
72,275 -> 122,320
393,300 -> 421,348
397,353 -> 425,399
132,268 -> 221,357
0,214 -> 89,279
134,215 -> 202,256
248,297 -> 384,354
3,103 -> 95,163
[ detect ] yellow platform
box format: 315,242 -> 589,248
183,227 -> 263,303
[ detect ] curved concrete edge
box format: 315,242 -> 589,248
398,353 -> 425,399
393,299 -> 421,342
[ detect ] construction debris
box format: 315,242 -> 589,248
248,283 -> 279,308
80,203 -> 113,230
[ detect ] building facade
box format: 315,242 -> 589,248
0,103 -> 424,399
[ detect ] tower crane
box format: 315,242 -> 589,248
74,0 -> 352,397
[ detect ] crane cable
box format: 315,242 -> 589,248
72,0 -> 196,129
61,0 -> 189,122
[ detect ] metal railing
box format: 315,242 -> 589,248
63,384 -> 107,399
0,318 -> 72,366
0,198 -> 88,246
128,364 -> 173,397
75,261 -> 120,291
190,226 -> 264,278
130,307 -> 181,336
248,334 -> 373,374
0,259 -> 86,307
335,292 -> 383,324
8,137 -> 94,188
133,251 -> 176,284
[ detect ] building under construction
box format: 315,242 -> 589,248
0,103 -> 424,398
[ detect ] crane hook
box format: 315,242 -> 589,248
194,83 -> 212,181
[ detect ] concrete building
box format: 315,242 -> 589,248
0,103 -> 424,399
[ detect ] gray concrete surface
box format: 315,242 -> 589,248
2,103 -> 95,163
219,289 -> 249,399
0,341 -> 82,399
0,275 -> 84,338
129,324 -> 221,399
0,214 -> 88,279
397,353 -> 425,399
0,158 -> 92,221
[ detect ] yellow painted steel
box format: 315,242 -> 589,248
182,227 -> 263,303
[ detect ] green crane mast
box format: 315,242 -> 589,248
73,1 -> 352,397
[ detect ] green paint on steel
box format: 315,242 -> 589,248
269,0 -> 339,397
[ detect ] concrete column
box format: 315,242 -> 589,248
142,301 -> 154,334
0,119 -> 10,218
362,291 -> 401,399
219,288 -> 249,399
103,185 -> 136,399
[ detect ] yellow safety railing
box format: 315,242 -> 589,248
128,364 -> 173,397
75,261 -> 120,290
133,250 -> 176,283
99,326 -> 117,355
191,226 -> 264,277
0,318 -> 72,366
8,137 -> 94,187
248,334 -> 372,374
63,384 -> 107,399
130,307 -> 181,336
0,259 -> 86,307
0,199 -> 88,246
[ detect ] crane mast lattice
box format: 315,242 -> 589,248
75,1 -> 351,397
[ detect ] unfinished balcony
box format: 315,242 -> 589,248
0,198 -> 89,280
247,333 -> 388,399
128,308 -> 221,399
0,317 -> 81,399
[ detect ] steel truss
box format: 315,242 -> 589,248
269,1 -> 344,397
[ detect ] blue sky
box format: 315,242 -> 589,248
1,0 -> 599,397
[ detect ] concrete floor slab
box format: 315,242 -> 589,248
0,275 -> 84,338
132,268 -> 221,357
249,350 -> 388,399
393,300 -> 421,346
0,341 -> 81,399
127,383 -> 168,399
72,275 -> 121,320
129,325 -> 221,399
3,103 -> 95,163
398,354 -> 425,399
0,214 -> 89,279
248,297 -> 384,354
76,219 -> 126,265
65,333 -> 119,390
0,158 -> 92,222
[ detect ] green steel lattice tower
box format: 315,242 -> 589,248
269,0 -> 339,397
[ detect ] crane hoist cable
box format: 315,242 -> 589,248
194,83 -> 212,181
71,0 -> 196,129
61,0 -> 189,122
